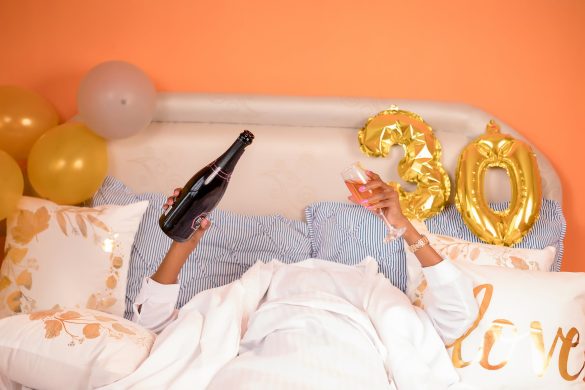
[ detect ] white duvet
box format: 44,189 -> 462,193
100,257 -> 477,390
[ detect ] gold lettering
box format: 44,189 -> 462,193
449,284 -> 493,368
530,322 -> 584,380
449,285 -> 585,381
480,319 -> 517,370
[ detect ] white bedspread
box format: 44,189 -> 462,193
101,258 -> 472,390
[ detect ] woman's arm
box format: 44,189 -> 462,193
353,171 -> 442,268
355,171 -> 478,342
151,188 -> 212,284
133,189 -> 211,332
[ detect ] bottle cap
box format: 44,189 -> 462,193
240,130 -> 255,145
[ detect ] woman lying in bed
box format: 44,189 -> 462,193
113,171 -> 479,390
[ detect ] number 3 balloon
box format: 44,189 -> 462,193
358,106 -> 451,220
455,121 -> 542,246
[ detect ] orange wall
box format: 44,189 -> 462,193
1,0 -> 583,270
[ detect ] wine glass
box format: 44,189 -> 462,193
341,162 -> 406,242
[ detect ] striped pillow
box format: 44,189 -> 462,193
91,177 -> 312,319
304,202 -> 408,292
304,199 -> 567,293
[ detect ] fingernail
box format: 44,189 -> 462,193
360,200 -> 368,204
359,186 -> 367,192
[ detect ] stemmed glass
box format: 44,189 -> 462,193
341,162 -> 406,242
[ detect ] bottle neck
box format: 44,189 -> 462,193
214,138 -> 248,175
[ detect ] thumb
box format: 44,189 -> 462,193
189,218 -> 212,243
199,217 -> 211,231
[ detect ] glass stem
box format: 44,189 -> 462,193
378,210 -> 395,230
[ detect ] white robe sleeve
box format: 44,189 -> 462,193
132,277 -> 180,333
421,259 -> 478,344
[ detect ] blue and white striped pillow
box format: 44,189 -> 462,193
91,176 -> 312,319
304,202 -> 408,292
304,199 -> 567,293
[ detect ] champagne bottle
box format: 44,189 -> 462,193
159,130 -> 254,241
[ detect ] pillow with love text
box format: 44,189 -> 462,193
448,262 -> 585,389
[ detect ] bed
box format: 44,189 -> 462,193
0,93 -> 581,390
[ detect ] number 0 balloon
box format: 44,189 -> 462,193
455,121 -> 542,246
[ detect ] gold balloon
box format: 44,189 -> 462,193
28,123 -> 108,205
358,106 -> 451,220
0,86 -> 59,160
455,121 -> 542,246
0,150 -> 24,220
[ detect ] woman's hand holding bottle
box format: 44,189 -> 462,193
151,188 -> 212,285
163,188 -> 211,250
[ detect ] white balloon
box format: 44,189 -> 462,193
77,61 -> 156,139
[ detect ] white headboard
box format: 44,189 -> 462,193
107,93 -> 561,220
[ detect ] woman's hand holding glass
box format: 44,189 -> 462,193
342,163 -> 407,242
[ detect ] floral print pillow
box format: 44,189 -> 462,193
0,307 -> 154,389
0,197 -> 148,318
405,221 -> 556,308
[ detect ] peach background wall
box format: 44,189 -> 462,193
0,0 -> 583,271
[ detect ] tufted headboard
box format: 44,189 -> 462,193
106,93 -> 561,220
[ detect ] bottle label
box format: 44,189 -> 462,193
203,163 -> 231,185
190,212 -> 208,231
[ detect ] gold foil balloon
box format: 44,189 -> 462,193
28,123 -> 108,205
0,86 -> 59,160
358,106 -> 450,220
0,150 -> 24,220
455,121 -> 542,246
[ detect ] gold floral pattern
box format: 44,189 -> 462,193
0,199 -> 132,317
10,207 -> 50,245
410,233 -> 553,308
28,308 -> 151,348
1,244 -> 40,313
412,278 -> 427,309
430,234 -> 541,270
53,206 -> 111,238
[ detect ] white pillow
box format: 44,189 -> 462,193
405,221 -> 556,307
0,307 -> 154,389
0,197 -> 148,318
448,262 -> 585,389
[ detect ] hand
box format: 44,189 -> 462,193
348,172 -> 442,267
163,188 -> 211,249
151,187 -> 212,285
347,171 -> 409,229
